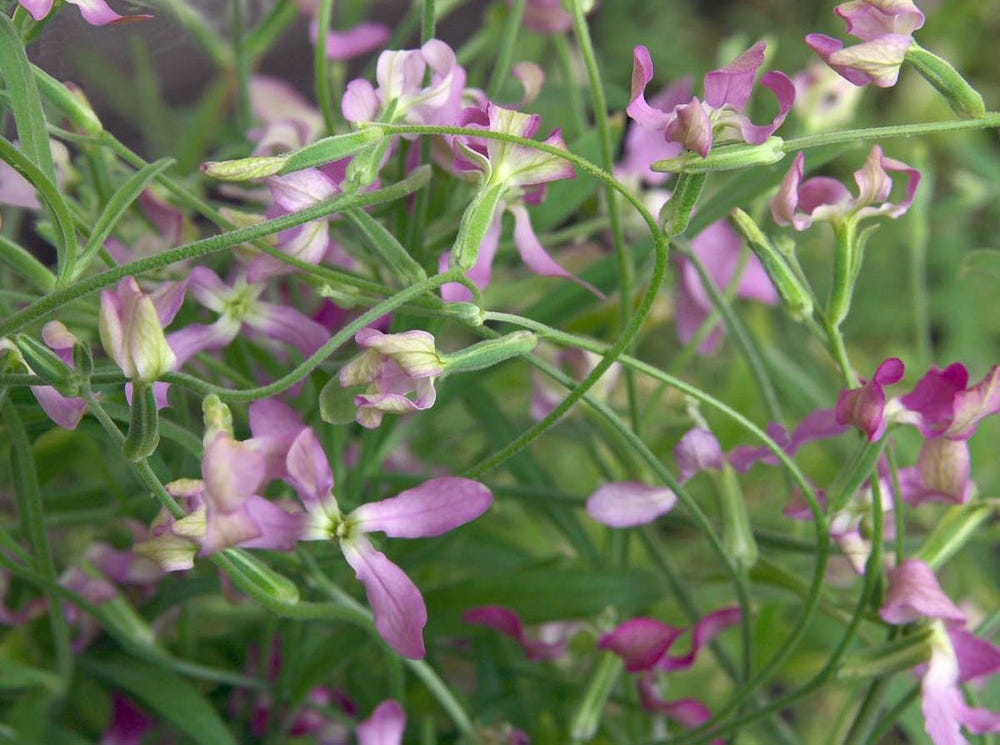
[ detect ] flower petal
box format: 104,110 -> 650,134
341,536 -> 427,658
598,617 -> 685,672
880,559 -> 966,627
586,481 -> 677,528
352,477 -> 492,538
356,699 -> 406,745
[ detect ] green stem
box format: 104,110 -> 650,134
569,0 -> 640,433
782,112 -> 1000,152
551,34 -> 587,141
486,0 -> 525,100
231,0 -> 252,134
421,0 -> 436,41
314,0 -> 337,133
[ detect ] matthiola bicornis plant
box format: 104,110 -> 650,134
627,42 -> 795,161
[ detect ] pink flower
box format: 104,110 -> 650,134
586,482 -> 677,528
836,357 -> 905,441
339,327 -> 445,428
342,40 -> 465,127
771,146 -> 920,231
99,277 -> 180,384
674,220 -> 778,356
880,560 -> 1000,745
17,0 -> 150,25
900,364 -> 1000,441
807,0 -> 925,87
356,700 -> 406,745
627,42 -> 794,160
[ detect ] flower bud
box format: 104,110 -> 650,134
451,182 -> 508,272
123,383 -> 160,461
215,548 -> 301,607
280,128 -> 384,174
202,155 -> 287,181
33,69 -> 103,136
14,332 -> 73,391
905,44 -> 985,120
652,137 -> 785,174
442,332 -> 539,374
730,208 -> 814,321
201,394 -> 234,444
716,464 -> 758,570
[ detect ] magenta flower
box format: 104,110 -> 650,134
463,606 -> 581,661
771,146 -> 920,231
17,0 -> 150,25
807,0 -> 925,88
674,427 -> 726,483
880,559 -> 1000,745
836,357 -> 905,441
627,42 -> 795,160
342,40 -> 466,127
599,609 -> 741,730
356,700 -> 406,745
586,482 -> 677,529
99,694 -> 151,745
674,220 -> 778,355
99,277 -> 181,384
339,327 -> 445,428
900,364 -> 1000,441
166,267 -> 329,369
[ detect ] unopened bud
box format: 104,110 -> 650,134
730,208 -> 814,321
215,548 -> 301,607
33,69 -> 103,136
451,182 -> 507,272
201,394 -> 233,443
652,138 -> 785,174
905,44 -> 986,120
14,333 -> 73,390
280,128 -> 384,174
123,383 -> 160,461
442,302 -> 485,327
716,464 -> 758,570
202,155 -> 287,181
442,332 -> 538,374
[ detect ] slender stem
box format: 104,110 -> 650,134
314,0 -> 337,133
782,112 -> 1000,152
486,0 -> 525,100
551,34 -> 587,141
421,0 -> 436,40
569,0 -> 640,433
231,0 -> 252,134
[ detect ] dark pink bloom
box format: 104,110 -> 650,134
898,438 -> 973,506
806,0 -> 924,87
900,364 -> 1000,440
17,0 -> 150,25
310,21 -> 390,61
627,42 -> 794,160
674,220 -> 778,355
463,606 -> 580,661
100,694 -> 151,745
771,146 -> 920,230
880,559 -> 1000,745
836,357 -> 905,441
586,482 -> 677,528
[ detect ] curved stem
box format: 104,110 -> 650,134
782,112 -> 1000,152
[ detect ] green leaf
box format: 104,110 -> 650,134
424,566 -> 663,628
85,657 -> 237,745
0,657 -> 62,692
0,13 -> 55,182
76,158 -> 176,277
343,207 -> 427,285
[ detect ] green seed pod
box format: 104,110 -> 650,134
216,548 -> 301,607
442,331 -> 539,374
730,208 -> 814,321
837,626 -> 935,681
716,463 -> 758,570
905,44 -> 986,120
652,138 -> 785,175
660,172 -> 706,237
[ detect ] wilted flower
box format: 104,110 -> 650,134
806,0 -> 925,87
463,606 -> 580,661
339,327 -> 446,428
